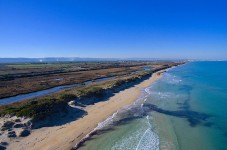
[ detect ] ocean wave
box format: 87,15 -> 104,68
74,75 -> 162,149
135,116 -> 159,150
162,73 -> 182,84
111,128 -> 146,150
145,88 -> 182,102
73,94 -> 149,149
111,116 -> 159,150
136,128 -> 159,150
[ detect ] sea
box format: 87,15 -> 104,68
78,61 -> 227,150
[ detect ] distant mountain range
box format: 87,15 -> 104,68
0,57 -> 188,63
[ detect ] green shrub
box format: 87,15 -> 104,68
0,98 -> 68,120
60,93 -> 77,100
77,86 -> 104,97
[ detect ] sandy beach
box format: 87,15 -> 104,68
7,70 -> 166,150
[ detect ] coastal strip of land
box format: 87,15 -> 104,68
7,69 -> 167,150
0,61 -> 161,99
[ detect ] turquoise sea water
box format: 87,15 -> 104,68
78,61 -> 227,150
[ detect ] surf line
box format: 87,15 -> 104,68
136,115 -> 153,150
136,128 -> 150,150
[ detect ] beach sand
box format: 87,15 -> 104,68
7,70 -> 166,150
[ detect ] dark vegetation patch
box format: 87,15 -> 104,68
0,145 -> 6,150
0,98 -> 68,121
143,103 -> 211,127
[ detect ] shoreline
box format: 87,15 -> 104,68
7,69 -> 168,150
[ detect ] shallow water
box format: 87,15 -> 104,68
78,61 -> 227,150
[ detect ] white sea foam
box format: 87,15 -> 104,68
134,115 -> 159,150
93,94 -> 146,131
145,87 -> 152,94
94,110 -> 119,130
111,116 -> 159,150
75,74 -> 161,149
146,115 -> 152,128
148,90 -> 176,100
163,73 -> 182,84
111,128 -> 146,150
136,128 -> 159,150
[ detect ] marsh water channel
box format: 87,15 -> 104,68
0,68 -> 152,105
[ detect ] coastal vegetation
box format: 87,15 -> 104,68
0,62 -> 183,120
0,61 -> 165,99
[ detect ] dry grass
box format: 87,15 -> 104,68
0,61 -> 181,99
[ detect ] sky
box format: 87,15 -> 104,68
0,0 -> 227,59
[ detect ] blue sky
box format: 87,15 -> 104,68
0,0 -> 227,59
